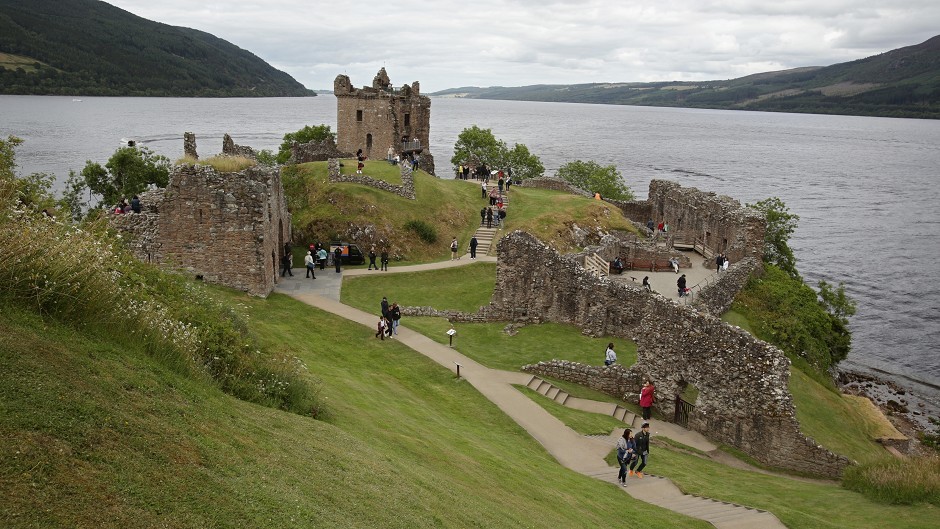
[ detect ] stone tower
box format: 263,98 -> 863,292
334,68 -> 435,174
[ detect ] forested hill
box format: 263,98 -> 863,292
432,35 -> 940,119
0,0 -> 313,97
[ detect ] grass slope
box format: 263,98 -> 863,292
0,294 -> 705,528
342,262 -> 497,313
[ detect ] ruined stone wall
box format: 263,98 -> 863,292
334,69 -> 435,174
327,158 -> 416,200
692,257 -> 762,316
523,360 -> 644,399
518,177 -> 592,197
645,180 -> 765,262
222,133 -> 257,160
111,164 -> 290,297
183,132 -> 198,159
481,231 -> 848,477
605,198 -> 653,225
288,137 -> 350,164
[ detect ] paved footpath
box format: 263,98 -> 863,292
279,283 -> 787,528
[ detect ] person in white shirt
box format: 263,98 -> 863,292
604,343 -> 617,366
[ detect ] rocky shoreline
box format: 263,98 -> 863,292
837,369 -> 940,455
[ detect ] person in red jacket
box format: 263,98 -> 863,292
640,380 -> 655,421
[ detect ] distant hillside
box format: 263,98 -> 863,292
432,36 -> 940,119
0,0 -> 313,97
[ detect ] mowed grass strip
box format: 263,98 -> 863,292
517,386 -> 628,435
402,316 -> 637,372
342,262 -> 497,313
338,157 -> 403,184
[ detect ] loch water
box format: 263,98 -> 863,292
2,94 -> 939,404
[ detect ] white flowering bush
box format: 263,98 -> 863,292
0,137 -> 322,417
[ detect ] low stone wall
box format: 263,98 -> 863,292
522,360 -> 645,400
518,177 -> 591,197
606,198 -> 653,225
472,231 -> 849,478
692,257 -> 761,316
288,137 -> 349,164
327,158 -> 416,200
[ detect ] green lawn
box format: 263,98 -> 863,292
338,157 -> 403,184
342,262 -> 497,313
402,316 -> 637,372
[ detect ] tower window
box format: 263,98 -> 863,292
404,113 -> 410,127
356,110 -> 363,121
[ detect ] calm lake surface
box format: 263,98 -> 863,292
3,94 -> 939,401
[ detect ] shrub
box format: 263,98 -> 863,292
404,219 -> 438,244
843,456 -> 940,505
276,124 -> 335,164
556,160 -> 634,200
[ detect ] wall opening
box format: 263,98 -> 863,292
404,113 -> 410,127
356,109 -> 363,122
366,133 -> 373,153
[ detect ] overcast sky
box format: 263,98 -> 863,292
105,0 -> 939,91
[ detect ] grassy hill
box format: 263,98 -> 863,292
432,35 -> 940,119
0,0 -> 312,96
283,162 -> 637,263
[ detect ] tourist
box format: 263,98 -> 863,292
390,302 -> 401,335
381,248 -> 389,271
604,343 -> 617,366
469,236 -> 478,259
616,429 -> 635,486
646,219 -> 654,233
486,207 -> 493,228
334,246 -> 343,273
669,257 -> 680,274
716,253 -> 724,273
463,165 -> 470,180
381,296 -> 390,320
387,145 -> 394,163
663,221 -> 669,234
318,247 -> 328,270
498,208 -> 506,225
630,423 -> 651,478
498,175 -> 504,193
642,276 -> 652,291
131,195 -> 141,214
450,237 -> 459,260
611,257 -> 624,275
368,246 -> 378,270
482,180 -> 487,198
657,221 -> 664,234
677,274 -> 687,297
640,380 -> 655,421
280,252 -> 293,277
723,256 -> 730,271
304,251 -> 316,279
412,154 -> 419,170
480,207 -> 486,226
489,188 -> 499,206
375,316 -> 387,340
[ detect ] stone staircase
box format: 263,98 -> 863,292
526,375 -> 639,427
470,227 -> 499,257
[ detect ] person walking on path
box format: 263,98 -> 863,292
616,429 -> 636,486
642,276 -> 652,291
381,248 -> 389,271
630,423 -> 651,478
280,252 -> 293,277
498,175 -> 504,193
716,253 -> 725,274
469,236 -> 478,259
604,343 -> 617,366
486,207 -> 493,228
390,302 -> 401,336
304,251 -> 316,279
375,316 -> 387,340
480,207 -> 486,227
640,380 -> 655,421
381,296 -> 390,321
677,274 -> 687,297
482,181 -> 487,199
450,237 -> 459,260
368,247 -> 378,270
334,246 -> 343,273
318,247 -> 328,270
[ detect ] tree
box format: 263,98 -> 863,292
818,280 -> 857,364
748,197 -> 800,279
499,143 -> 544,181
81,146 -> 170,205
58,169 -> 89,221
276,125 -> 335,164
451,126 -> 504,169
556,160 -> 634,201
1,135 -> 58,213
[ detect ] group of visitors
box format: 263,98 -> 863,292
375,296 -> 402,340
112,196 -> 141,215
367,246 -> 390,271
616,422 -> 652,485
677,273 -> 690,297
645,218 -> 669,239
480,206 -> 506,228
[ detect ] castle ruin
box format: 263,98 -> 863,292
334,68 -> 435,174
111,135 -> 291,297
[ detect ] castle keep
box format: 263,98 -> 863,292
334,68 -> 435,174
